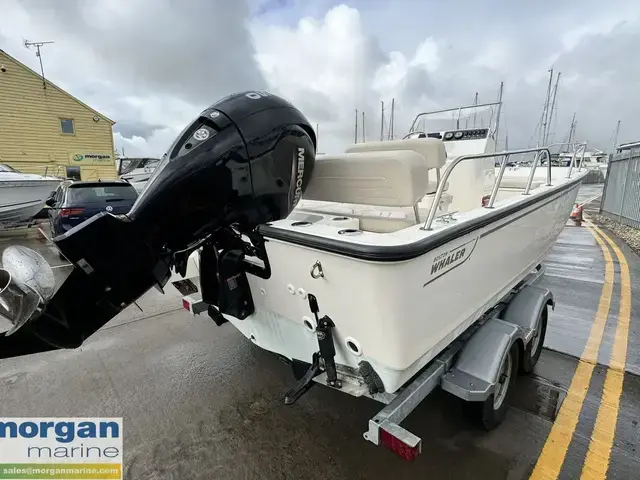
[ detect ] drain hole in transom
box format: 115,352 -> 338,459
345,337 -> 362,355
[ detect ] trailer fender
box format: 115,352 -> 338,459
500,285 -> 554,344
441,285 -> 554,401
501,284 -> 554,373
441,319 -> 521,402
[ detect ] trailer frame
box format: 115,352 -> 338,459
180,262 -> 554,461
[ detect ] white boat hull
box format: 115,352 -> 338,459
0,178 -> 61,224
216,178 -> 582,393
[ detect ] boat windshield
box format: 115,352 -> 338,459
118,157 -> 160,176
140,158 -> 160,168
410,103 -> 499,135
0,164 -> 19,173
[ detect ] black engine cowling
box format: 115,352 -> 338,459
0,91 -> 316,358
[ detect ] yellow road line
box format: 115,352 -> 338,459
581,222 -> 631,480
530,224 -> 615,480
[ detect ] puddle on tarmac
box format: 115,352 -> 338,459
511,376 -> 566,422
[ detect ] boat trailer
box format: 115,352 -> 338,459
181,264 -> 553,461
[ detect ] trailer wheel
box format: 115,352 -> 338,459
478,342 -> 519,430
521,305 -> 547,374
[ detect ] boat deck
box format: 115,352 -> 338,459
1,184 -> 639,479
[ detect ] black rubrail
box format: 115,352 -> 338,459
283,294 -> 342,405
0,91 -> 316,359
257,178 -> 582,262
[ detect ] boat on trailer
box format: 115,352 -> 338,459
176,102 -> 589,458
0,92 -> 590,460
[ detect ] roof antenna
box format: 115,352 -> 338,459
24,39 -> 54,90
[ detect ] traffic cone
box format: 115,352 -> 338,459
570,203 -> 583,226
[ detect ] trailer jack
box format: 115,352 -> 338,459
283,293 -> 342,405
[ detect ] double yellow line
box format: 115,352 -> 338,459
530,220 -> 632,480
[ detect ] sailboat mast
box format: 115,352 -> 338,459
540,68 -> 554,146
362,111 -> 366,143
545,71 -> 561,145
568,113 -> 576,147
473,92 -> 478,128
389,98 -> 396,140
354,109 -> 358,144
465,92 -> 479,129
612,119 -> 621,153
380,101 -> 385,141
493,82 -> 504,148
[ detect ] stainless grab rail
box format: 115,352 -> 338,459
421,146 -> 554,231
569,143 -> 587,177
42,165 -> 66,178
539,141 -> 587,178
530,141 -> 575,166
409,101 -> 502,133
579,143 -> 587,171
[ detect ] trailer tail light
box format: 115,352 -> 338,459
59,208 -> 84,217
181,295 -> 208,316
481,195 -> 491,207
379,427 -> 421,461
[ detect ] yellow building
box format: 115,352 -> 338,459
0,49 -> 117,180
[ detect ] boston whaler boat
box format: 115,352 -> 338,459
178,99 -> 589,456
0,91 -> 589,461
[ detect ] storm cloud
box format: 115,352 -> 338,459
2,0 -> 638,156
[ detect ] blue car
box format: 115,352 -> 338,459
47,180 -> 138,238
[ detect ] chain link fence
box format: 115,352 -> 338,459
600,148 -> 640,229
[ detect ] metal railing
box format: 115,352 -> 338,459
421,146 -> 557,231
568,143 -> 587,177
408,102 -> 502,135
600,148 -> 640,229
43,165 -> 65,178
527,141 -> 587,178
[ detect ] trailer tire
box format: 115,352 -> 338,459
521,305 -> 547,374
477,342 -> 519,430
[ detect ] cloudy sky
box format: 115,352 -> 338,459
2,0 -> 638,158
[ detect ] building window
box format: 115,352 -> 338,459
65,166 -> 81,181
60,118 -> 75,135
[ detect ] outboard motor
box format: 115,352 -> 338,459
0,91 -> 316,359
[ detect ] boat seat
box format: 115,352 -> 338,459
303,149 -> 435,207
345,138 -> 447,170
298,148 -> 450,233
